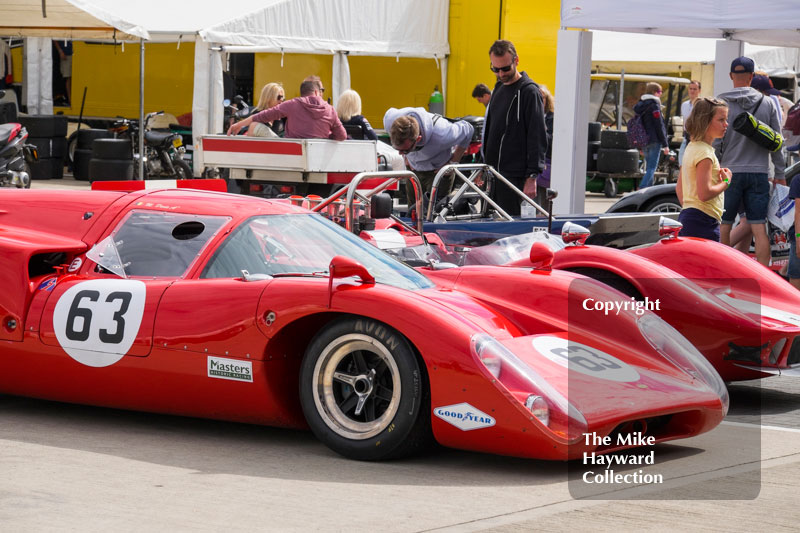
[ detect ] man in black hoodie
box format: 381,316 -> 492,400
483,40 -> 548,216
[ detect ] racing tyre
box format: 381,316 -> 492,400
597,148 -> 639,173
603,177 -> 617,198
73,148 -> 92,181
28,137 -> 67,159
600,129 -> 629,149
91,138 -> 132,160
172,158 -> 193,179
88,158 -> 134,182
19,115 -> 67,137
588,121 -> 601,142
643,194 -> 682,213
76,128 -> 112,150
29,157 -> 64,180
299,317 -> 430,461
587,141 -> 600,171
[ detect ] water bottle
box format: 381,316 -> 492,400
520,202 -> 537,219
429,85 -> 444,115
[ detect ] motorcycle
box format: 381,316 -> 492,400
0,91 -> 37,188
110,111 -> 193,180
223,95 -> 258,133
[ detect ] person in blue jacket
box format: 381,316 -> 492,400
384,106 -> 473,210
634,82 -> 669,189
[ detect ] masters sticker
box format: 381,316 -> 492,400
207,356 -> 253,383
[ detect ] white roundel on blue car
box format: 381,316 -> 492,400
531,336 -> 640,382
53,279 -> 147,367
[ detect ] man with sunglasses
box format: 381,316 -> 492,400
483,39 -> 548,216
383,106 -> 474,212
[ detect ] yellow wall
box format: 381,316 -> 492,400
9,41 -> 195,119
446,0 -> 561,118
253,52 -> 443,128
501,0 -> 560,95
66,41 -> 195,119
446,0 -> 503,118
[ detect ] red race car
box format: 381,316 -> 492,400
319,173 -> 800,384
0,185 -> 727,461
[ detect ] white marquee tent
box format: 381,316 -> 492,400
1,0 -> 450,174
553,0 -> 800,215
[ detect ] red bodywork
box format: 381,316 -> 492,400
364,218 -> 800,382
0,189 -> 726,460
508,238 -> 800,381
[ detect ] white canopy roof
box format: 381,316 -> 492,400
0,0 -> 149,40
199,0 -> 450,58
553,0 -> 800,216
562,0 -> 800,48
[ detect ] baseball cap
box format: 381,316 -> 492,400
731,56 -> 755,73
767,88 -> 781,96
750,74 -> 772,92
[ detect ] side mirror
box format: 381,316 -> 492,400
658,216 -> 683,239
328,256 -> 375,284
560,221 -> 590,246
529,242 -> 554,271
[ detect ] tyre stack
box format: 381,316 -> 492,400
88,139 -> 133,182
587,121 -> 601,171
73,128 -> 113,181
597,129 -> 639,173
19,115 -> 68,180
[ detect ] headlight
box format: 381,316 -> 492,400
472,334 -> 588,442
637,314 -> 729,414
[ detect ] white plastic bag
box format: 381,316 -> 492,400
767,183 -> 794,233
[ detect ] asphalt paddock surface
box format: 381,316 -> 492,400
1,377 -> 799,531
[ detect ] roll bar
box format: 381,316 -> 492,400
311,170 -> 427,240
426,164 -> 549,222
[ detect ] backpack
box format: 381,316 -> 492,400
626,113 -> 649,149
784,101 -> 800,135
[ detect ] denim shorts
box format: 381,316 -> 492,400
789,240 -> 800,279
678,207 -> 720,241
721,172 -> 770,224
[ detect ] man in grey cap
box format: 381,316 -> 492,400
715,56 -> 785,266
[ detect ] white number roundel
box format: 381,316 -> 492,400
53,279 -> 147,367
531,336 -> 640,382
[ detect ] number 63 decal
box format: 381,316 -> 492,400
53,279 -> 147,367
532,336 -> 640,382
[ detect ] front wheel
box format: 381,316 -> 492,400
299,317 -> 430,461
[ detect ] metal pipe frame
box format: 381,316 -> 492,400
426,164 -> 549,222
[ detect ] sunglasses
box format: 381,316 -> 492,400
396,139 -> 422,155
490,57 -> 516,73
277,95 -> 285,101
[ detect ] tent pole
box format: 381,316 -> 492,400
139,38 -> 145,180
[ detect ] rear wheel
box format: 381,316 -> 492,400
603,177 -> 617,198
173,158 -> 193,180
643,194 -> 681,213
565,267 -> 643,300
299,317 -> 430,461
20,161 -> 31,188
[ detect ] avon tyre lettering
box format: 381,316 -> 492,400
532,336 -> 640,382
53,279 -> 147,367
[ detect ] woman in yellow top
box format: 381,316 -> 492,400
676,98 -> 732,241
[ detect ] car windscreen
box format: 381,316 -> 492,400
202,214 -> 435,291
